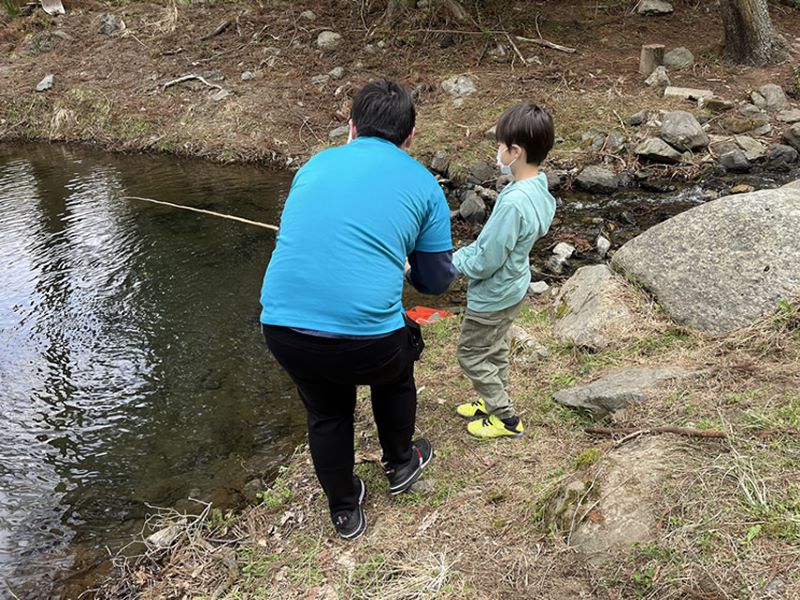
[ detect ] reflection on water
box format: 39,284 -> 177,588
0,144 -> 305,598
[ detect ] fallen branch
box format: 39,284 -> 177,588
162,74 -> 223,92
505,32 -> 528,66
585,426 -> 727,439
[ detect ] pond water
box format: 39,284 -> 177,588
1,143 -> 796,599
0,144 -> 305,598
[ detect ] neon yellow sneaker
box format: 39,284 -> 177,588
456,398 -> 488,419
467,415 -> 524,439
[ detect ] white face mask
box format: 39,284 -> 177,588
496,147 -> 516,176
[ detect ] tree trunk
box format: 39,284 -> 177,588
719,0 -> 788,65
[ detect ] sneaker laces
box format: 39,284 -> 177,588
471,399 -> 483,407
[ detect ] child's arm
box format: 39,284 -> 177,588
453,202 -> 524,280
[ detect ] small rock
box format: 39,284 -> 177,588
484,124 -> 497,139
635,137 -> 682,164
699,96 -> 734,112
495,174 -> 513,192
605,131 -> 625,154
328,124 -> 350,140
329,66 -> 346,80
751,91 -> 767,110
553,242 -> 576,259
146,521 -> 187,550
311,74 -> 330,86
740,103 -> 764,117
467,160 -> 495,184
766,143 -> 798,165
749,124 -> 772,137
430,150 -> 449,174
410,479 -> 435,494
316,31 -> 342,51
730,183 -> 755,194
625,110 -> 648,127
734,135 -> 766,161
528,281 -> 550,295
644,66 -> 670,88
299,10 -> 316,20
441,75 -> 477,98
777,109 -> 800,124
637,0 -> 673,15
242,478 -> 264,504
719,149 -> 751,173
660,110 -> 709,151
458,191 -> 486,224
575,165 -> 620,195
758,83 -> 790,112
596,235 -> 611,258
35,74 -> 54,92
211,89 -> 230,102
99,14 -> 125,36
544,254 -> 568,275
663,86 -> 713,101
240,71 -> 254,81
474,185 -> 498,202
663,46 -> 694,69
487,43 -> 507,58
784,123 -> 800,151
546,170 -> 567,192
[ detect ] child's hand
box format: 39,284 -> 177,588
404,259 -> 411,275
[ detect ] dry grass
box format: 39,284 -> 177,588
94,294 -> 800,600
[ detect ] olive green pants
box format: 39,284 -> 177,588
456,301 -> 523,420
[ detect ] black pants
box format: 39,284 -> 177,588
262,325 -> 417,516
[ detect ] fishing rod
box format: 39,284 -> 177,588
123,196 -> 279,232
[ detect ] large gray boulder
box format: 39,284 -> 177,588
612,181 -> 800,333
441,75 -> 477,98
575,165 -> 619,194
660,111 -> 709,151
634,137 -> 682,163
553,265 -> 635,351
554,367 -> 698,415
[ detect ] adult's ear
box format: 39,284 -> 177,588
403,127 -> 416,150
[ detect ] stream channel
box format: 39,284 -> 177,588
1,142 -> 797,598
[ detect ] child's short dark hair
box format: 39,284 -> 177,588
495,102 -> 554,165
350,79 -> 416,146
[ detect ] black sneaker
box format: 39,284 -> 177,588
384,438 -> 433,496
332,476 -> 367,540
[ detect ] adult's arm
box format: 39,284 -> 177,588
405,250 -> 458,295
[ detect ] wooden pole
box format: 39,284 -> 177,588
639,44 -> 665,76
123,196 -> 279,232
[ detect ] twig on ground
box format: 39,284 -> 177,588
516,16 -> 576,54
201,19 -> 231,41
586,426 -> 727,439
162,74 -> 223,92
505,32 -> 527,66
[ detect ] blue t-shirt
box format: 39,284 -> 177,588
260,137 -> 452,335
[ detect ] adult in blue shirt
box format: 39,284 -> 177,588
261,80 -> 457,540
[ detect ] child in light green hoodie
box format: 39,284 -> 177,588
452,102 -> 556,439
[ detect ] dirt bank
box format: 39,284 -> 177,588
1,0 -> 798,172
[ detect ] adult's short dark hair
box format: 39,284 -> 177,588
495,102 -> 554,165
350,79 -> 416,146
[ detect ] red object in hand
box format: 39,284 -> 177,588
405,306 -> 453,325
